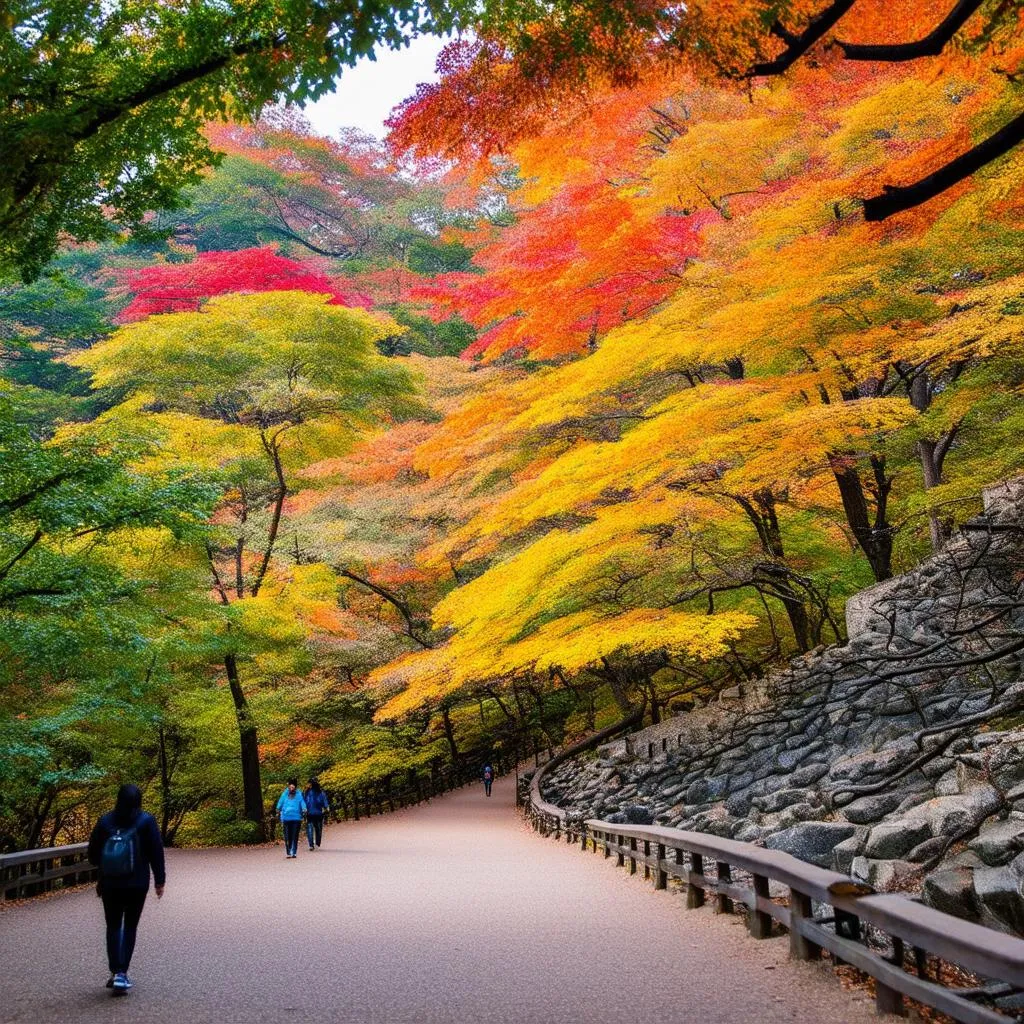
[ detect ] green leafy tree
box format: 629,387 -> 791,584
0,382 -> 217,849
75,290 -> 418,836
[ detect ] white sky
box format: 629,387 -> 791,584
304,35 -> 448,141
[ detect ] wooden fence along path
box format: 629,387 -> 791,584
0,843 -> 95,902
525,764 -> 1024,1023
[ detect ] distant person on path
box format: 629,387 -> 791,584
304,778 -> 330,851
87,783 -> 166,996
277,778 -> 307,858
483,763 -> 494,797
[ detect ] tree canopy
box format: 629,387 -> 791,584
4,3 -> 1024,851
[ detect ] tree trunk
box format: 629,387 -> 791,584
224,654 -> 265,839
601,658 -> 635,715
773,581 -> 811,653
157,724 -> 172,843
439,704 -> 460,764
829,456 -> 893,581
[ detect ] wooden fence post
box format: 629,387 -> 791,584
655,843 -> 667,890
750,874 -> 772,939
715,861 -> 733,914
876,938 -> 906,1017
688,853 -> 705,909
789,888 -> 820,961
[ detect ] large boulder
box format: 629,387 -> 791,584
916,786 -> 1002,836
756,788 -> 816,814
922,868 -> 980,920
863,818 -> 932,859
684,775 -> 729,805
622,804 -> 655,825
832,829 -> 868,873
969,819 -> 1024,867
851,857 -> 922,891
842,792 -> 903,825
974,855 -> 1024,934
766,822 -> 857,868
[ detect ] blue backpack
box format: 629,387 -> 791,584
101,823 -> 138,878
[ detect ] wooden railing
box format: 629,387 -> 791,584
329,754 -> 519,823
0,843 -> 96,902
526,783 -> 1024,1022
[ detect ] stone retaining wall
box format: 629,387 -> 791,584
543,477 -> 1024,934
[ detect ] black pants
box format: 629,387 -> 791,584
484,779 -> 493,796
306,814 -> 324,848
102,888 -> 147,973
283,819 -> 301,856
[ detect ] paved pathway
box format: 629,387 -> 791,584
0,777 -> 885,1023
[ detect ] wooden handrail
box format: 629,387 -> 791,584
0,842 -> 95,902
526,790 -> 1024,1021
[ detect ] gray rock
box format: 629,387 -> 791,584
969,819 -> 1024,867
933,769 -> 960,797
724,793 -> 753,817
905,836 -> 949,863
792,802 -> 828,822
974,858 -> 1024,933
766,822 -> 857,868
894,788 -> 933,815
842,793 -> 903,825
922,868 -> 980,920
864,819 -> 931,859
777,749 -> 805,771
850,857 -> 922,891
920,756 -> 956,782
732,820 -> 763,843
621,804 -> 655,825
755,788 -> 811,814
948,850 -> 986,870
917,786 -> 1003,837
726,771 -> 754,795
684,776 -> 729,805
790,763 -> 829,787
832,830 -> 868,873
991,744 -> 1024,791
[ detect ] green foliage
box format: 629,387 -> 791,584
0,0 -> 486,280
384,309 -> 478,357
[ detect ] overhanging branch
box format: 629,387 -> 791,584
836,0 -> 986,61
863,108 -> 1024,221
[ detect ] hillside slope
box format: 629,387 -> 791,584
541,479 -> 1024,933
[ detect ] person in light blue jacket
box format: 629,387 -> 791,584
276,779 -> 306,859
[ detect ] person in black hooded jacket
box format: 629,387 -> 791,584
87,784 -> 166,994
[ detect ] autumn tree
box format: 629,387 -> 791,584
75,291 -> 416,835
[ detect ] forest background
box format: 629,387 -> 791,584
3,0 -> 1024,849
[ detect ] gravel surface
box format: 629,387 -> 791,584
0,777 -> 886,1023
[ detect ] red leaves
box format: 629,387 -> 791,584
414,187 -> 712,362
117,247 -> 372,322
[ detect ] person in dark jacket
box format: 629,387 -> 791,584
483,763 -> 494,797
87,784 -> 166,995
303,778 -> 330,851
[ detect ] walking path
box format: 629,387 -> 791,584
0,777 -> 885,1023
